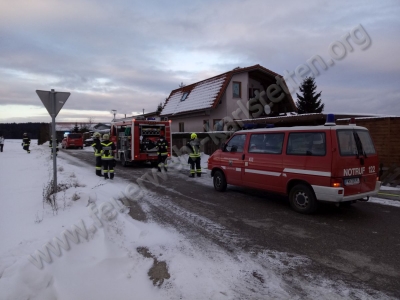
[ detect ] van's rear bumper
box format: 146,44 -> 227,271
312,181 -> 381,203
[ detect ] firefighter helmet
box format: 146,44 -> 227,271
93,132 -> 101,138
191,133 -> 197,139
102,134 -> 109,140
23,133 -> 27,136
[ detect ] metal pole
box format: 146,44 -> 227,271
51,89 -> 57,193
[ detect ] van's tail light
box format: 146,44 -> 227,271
331,178 -> 342,187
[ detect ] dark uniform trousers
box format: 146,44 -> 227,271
92,139 -> 103,176
156,138 -> 169,172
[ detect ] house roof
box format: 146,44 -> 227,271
54,122 -> 107,131
161,64 -> 291,117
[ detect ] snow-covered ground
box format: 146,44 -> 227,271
1,139 -> 399,299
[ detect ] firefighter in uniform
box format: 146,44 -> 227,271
49,136 -> 59,157
101,134 -> 116,179
156,133 -> 169,172
186,133 -> 201,177
22,133 -> 31,153
91,132 -> 103,176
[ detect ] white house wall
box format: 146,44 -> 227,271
225,73 -> 249,123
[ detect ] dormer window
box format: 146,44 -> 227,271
181,92 -> 189,101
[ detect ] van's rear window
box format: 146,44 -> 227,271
68,134 -> 82,139
337,129 -> 376,156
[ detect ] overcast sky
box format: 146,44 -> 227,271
0,0 -> 399,123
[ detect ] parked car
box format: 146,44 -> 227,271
84,138 -> 94,147
61,133 -> 84,149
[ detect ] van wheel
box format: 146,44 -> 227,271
213,170 -> 227,192
289,184 -> 318,214
120,154 -> 129,167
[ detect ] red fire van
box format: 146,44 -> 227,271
207,115 -> 381,214
61,133 -> 84,149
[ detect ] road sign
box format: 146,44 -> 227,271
36,89 -> 71,195
36,89 -> 70,117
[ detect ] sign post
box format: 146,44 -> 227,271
36,89 -> 70,194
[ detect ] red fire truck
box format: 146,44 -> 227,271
208,114 -> 381,214
110,118 -> 172,167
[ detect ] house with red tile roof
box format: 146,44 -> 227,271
160,64 -> 297,133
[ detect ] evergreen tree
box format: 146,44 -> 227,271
156,102 -> 163,113
73,122 -> 79,133
296,77 -> 324,114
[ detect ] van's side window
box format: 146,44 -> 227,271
225,134 -> 246,153
248,133 -> 284,154
287,132 -> 326,156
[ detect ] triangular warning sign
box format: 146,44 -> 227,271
36,90 -> 70,117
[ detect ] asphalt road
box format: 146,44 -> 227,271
61,148 -> 400,298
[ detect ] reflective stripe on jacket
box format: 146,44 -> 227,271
92,139 -> 102,157
156,138 -> 168,156
101,141 -> 115,160
187,138 -> 200,158
23,137 -> 30,145
49,139 -> 59,148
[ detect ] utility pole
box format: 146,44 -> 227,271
111,109 -> 117,121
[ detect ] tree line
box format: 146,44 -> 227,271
0,123 -> 47,139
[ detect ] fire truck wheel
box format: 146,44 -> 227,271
289,184 -> 318,214
213,170 -> 227,192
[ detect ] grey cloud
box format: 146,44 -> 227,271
0,0 -> 399,122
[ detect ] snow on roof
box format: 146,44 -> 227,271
162,76 -> 226,115
54,123 -> 99,131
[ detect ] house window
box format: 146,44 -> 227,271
232,81 -> 241,98
181,92 -> 189,101
179,122 -> 184,132
213,119 -> 224,131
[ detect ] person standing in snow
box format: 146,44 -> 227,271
100,134 -> 116,180
91,132 -> 103,177
49,136 -> 59,157
155,132 -> 169,172
0,135 -> 4,152
186,133 -> 201,177
22,133 -> 31,154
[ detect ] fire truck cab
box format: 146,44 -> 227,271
208,114 -> 381,214
110,118 -> 172,167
